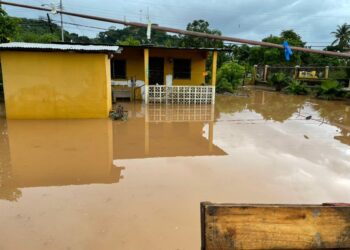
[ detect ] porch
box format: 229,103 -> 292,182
110,45 -> 219,104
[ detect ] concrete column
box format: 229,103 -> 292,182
252,65 -> 258,84
325,66 -> 329,79
263,65 -> 269,82
144,48 -> 149,103
294,65 -> 300,80
211,51 -> 218,86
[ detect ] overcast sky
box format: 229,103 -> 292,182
3,0 -> 350,48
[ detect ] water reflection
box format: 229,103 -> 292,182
215,90 -> 306,122
0,92 -> 350,249
0,104 -> 225,201
0,90 -> 349,203
215,90 -> 350,146
0,119 -> 123,201
310,100 -> 350,146
113,103 -> 226,159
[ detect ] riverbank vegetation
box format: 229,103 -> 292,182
264,72 -> 349,100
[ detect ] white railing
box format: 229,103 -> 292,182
147,85 -> 215,104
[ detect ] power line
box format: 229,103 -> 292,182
1,1 -> 350,58
5,2 -> 344,44
17,18 -> 336,46
13,18 -> 339,48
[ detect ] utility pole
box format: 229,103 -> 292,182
2,1 -> 350,58
146,7 -> 151,41
59,0 -> 64,42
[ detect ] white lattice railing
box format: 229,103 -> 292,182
146,85 -> 215,104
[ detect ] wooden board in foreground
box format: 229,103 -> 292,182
201,202 -> 350,250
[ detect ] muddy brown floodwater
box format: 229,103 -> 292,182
0,90 -> 350,250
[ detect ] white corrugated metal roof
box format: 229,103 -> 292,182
0,42 -> 120,53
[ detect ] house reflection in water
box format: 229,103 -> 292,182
0,119 -> 123,201
0,103 -> 226,201
113,103 -> 226,159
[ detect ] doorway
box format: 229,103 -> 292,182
149,57 -> 164,85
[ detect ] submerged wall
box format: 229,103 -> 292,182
0,51 -> 112,119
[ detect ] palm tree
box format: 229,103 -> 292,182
331,23 -> 350,50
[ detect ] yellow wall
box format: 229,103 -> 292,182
113,47 -> 208,86
0,51 -> 112,119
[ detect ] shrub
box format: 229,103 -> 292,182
269,72 -> 290,91
216,78 -> 234,93
316,80 -> 344,100
284,80 -> 310,95
216,61 -> 245,93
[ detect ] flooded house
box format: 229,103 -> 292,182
0,42 -> 120,119
0,42 -> 222,119
111,45 -> 221,104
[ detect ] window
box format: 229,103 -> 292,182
111,59 -> 126,79
173,59 -> 191,79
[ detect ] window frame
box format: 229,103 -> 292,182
173,58 -> 192,80
111,59 -> 127,80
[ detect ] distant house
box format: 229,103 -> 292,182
111,45 -> 222,104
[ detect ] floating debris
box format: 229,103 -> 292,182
109,105 -> 128,121
305,115 -> 312,120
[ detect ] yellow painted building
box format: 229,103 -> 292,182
110,45 -> 220,101
112,46 -> 208,85
0,43 -> 120,119
0,43 -> 220,119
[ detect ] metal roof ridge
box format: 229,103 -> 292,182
0,42 -> 120,53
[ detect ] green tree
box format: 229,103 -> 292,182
0,8 -> 19,42
331,23 -> 350,51
15,18 -> 61,42
14,18 -> 92,43
280,30 -> 305,47
216,61 -> 245,93
232,44 -> 251,63
245,30 -> 305,66
119,36 -> 141,46
94,25 -> 178,46
179,19 -> 223,48
67,33 -> 91,44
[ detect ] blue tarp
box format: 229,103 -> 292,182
283,41 -> 293,61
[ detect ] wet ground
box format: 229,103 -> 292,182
0,90 -> 350,250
